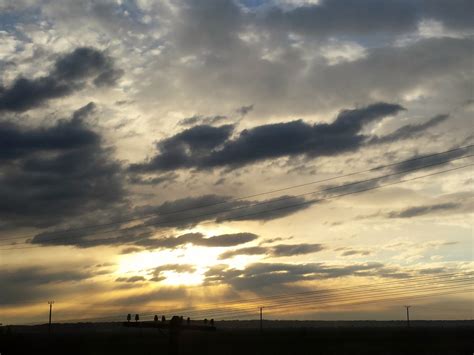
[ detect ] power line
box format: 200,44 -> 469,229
0,159 -> 471,251
36,272 -> 471,323
43,277 -> 472,324
163,279 -> 472,319
135,272 -> 470,319
1,145 -> 471,244
16,273 -> 462,322
187,280 -> 472,320
220,288 -> 473,321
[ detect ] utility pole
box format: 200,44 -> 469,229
259,307 -> 264,333
48,301 -> 55,333
404,305 -> 411,327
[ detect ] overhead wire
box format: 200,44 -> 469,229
0,144 -> 471,245
0,158 -> 472,251
35,272 -> 471,323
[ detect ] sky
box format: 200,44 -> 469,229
0,0 -> 473,325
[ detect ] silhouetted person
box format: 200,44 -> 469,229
135,314 -> 139,322
204,318 -> 208,325
154,315 -> 158,322
161,315 -> 166,322
127,313 -> 131,322
186,317 -> 190,325
210,319 -> 214,326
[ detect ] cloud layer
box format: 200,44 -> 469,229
0,47 -> 122,112
131,103 -> 404,172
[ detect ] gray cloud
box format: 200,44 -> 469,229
261,0 -> 473,37
369,114 -> 449,145
0,266 -> 98,304
148,264 -> 197,282
204,261 -> 401,293
115,276 -> 146,283
178,115 -> 228,127
0,103 -> 125,230
29,192 -> 310,248
272,243 -> 324,257
0,102 -> 98,162
236,104 -> 254,116
387,202 -> 462,218
391,145 -> 473,173
218,243 -> 324,259
131,103 -> 404,172
219,246 -> 268,259
335,248 -> 373,257
128,172 -> 178,186
136,232 -> 258,250
0,47 -> 122,112
262,0 -> 418,37
130,124 -> 235,172
136,194 -> 310,230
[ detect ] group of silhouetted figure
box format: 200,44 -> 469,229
126,314 -> 214,326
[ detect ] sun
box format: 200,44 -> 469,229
116,226 -> 261,286
116,245 -> 227,286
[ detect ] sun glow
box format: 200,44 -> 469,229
116,234 -> 257,286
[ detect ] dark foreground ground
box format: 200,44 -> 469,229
1,321 -> 472,355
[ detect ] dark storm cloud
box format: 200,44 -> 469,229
130,124 -> 234,172
0,102 -> 98,161
132,103 -> 404,172
387,202 -> 462,218
0,47 -> 122,112
0,103 -> 125,230
218,243 -> 324,259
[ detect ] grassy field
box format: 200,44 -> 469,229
1,321 -> 472,355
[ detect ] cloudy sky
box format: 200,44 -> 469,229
0,0 -> 473,324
